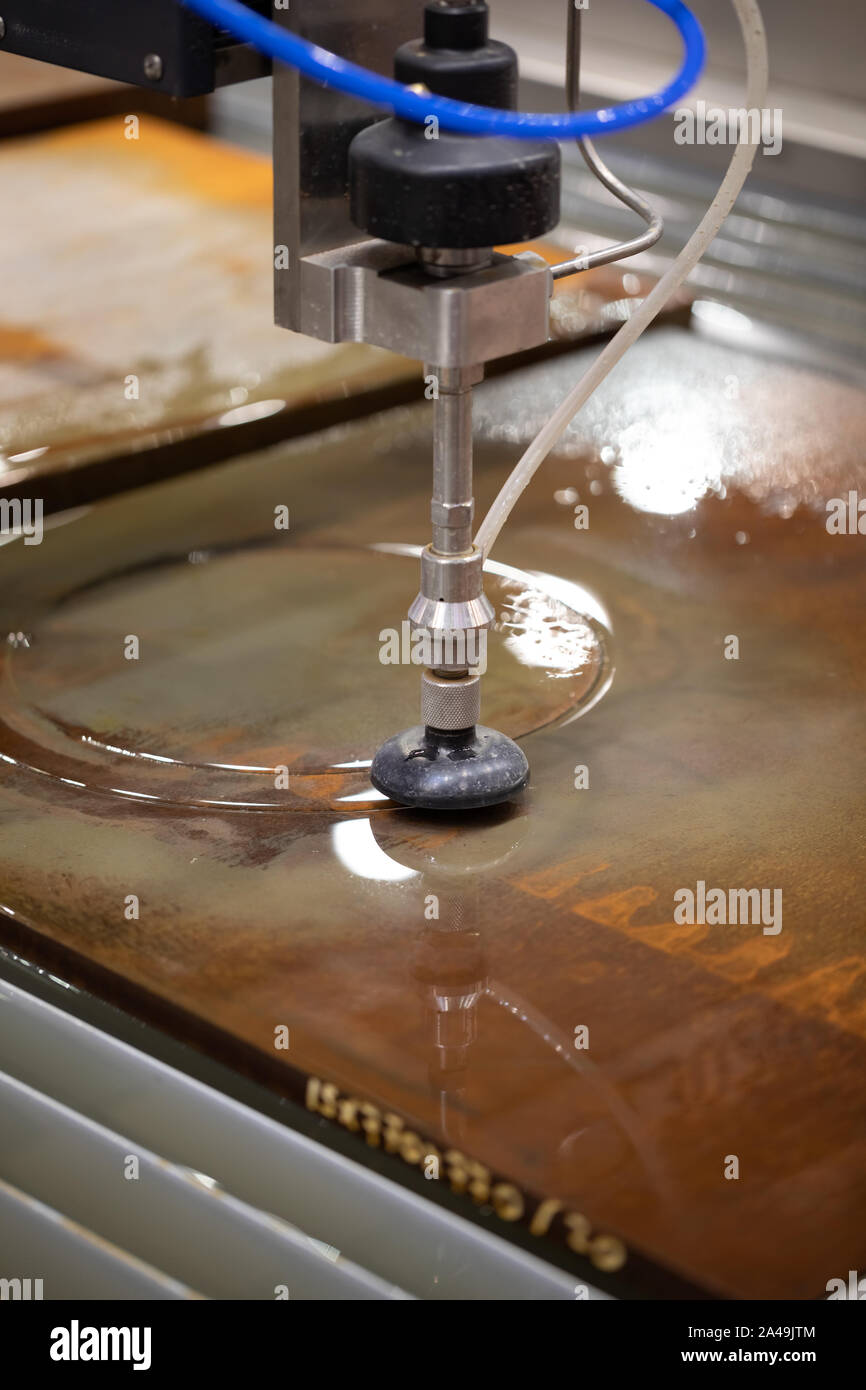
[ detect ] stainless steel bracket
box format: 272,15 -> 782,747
296,243 -> 553,367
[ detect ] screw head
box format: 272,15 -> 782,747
143,52 -> 163,81
0,19 -> 7,40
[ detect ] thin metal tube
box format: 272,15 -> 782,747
431,372 -> 475,556
551,3 -> 665,281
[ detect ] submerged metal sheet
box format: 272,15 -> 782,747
0,323 -> 864,1299
0,117 -> 412,486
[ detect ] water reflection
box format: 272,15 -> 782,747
331,817 -> 417,883
368,810 -> 674,1209
372,808 -> 520,1145
612,408 -> 723,516
0,542 -> 610,809
473,325 -> 866,517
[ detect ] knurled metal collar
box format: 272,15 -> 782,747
422,669 -> 481,730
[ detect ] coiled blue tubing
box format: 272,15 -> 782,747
180,0 -> 705,140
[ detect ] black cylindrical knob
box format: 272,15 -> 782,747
349,0 -> 561,250
349,119 -> 560,249
395,1 -> 517,109
425,2 -> 489,50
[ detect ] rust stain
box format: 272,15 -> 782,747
0,323 -> 65,362
514,857 -> 611,901
15,115 -> 273,209
773,957 -> 866,1038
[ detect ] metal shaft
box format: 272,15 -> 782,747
431,365 -> 479,556
412,249 -> 494,703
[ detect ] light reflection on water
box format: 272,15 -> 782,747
612,408 -> 723,516
331,818 -> 418,882
0,542 -> 611,810
473,325 -> 866,518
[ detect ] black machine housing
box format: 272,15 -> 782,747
0,0 -> 272,96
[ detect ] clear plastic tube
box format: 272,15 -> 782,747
474,0 -> 769,557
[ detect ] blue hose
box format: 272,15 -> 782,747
179,0 -> 705,140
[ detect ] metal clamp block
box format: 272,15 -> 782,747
297,242 -> 552,367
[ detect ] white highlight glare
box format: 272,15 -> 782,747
612,410 -> 723,516
331,818 -> 417,882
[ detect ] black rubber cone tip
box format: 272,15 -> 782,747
370,725 -> 529,811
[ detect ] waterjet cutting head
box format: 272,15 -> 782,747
348,1 -> 558,810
